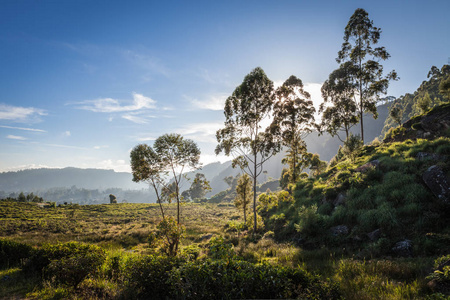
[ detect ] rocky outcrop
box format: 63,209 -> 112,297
423,165 -> 450,204
392,239 -> 412,257
355,160 -> 380,173
384,103 -> 450,143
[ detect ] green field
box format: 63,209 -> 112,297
1,200 -> 449,299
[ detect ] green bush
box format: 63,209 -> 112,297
124,255 -> 180,299
24,242 -> 106,283
170,259 -> 341,300
0,239 -> 34,269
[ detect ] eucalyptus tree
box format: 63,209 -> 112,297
337,8 -> 398,143
216,67 -> 280,233
319,62 -> 359,142
154,133 -> 201,225
270,75 -> 315,184
130,144 -> 168,219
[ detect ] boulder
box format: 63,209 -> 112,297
423,165 -> 450,204
392,239 -> 412,257
330,225 -> 349,236
333,193 -> 346,207
367,228 -> 381,241
355,160 -> 380,173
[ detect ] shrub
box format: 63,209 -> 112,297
24,242 -> 106,278
0,239 -> 34,269
246,213 -> 265,232
169,259 -> 341,300
124,255 -> 180,299
208,236 -> 235,260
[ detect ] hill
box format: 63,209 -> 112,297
0,167 -> 145,193
261,103 -> 450,259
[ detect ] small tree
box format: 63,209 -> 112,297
342,133 -> 364,162
234,174 -> 253,223
389,102 -> 403,126
417,93 -> 432,113
130,134 -> 201,255
154,133 -> 201,225
109,194 -> 117,204
183,173 -> 212,202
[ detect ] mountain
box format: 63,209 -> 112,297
0,167 -> 146,193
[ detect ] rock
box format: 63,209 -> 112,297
355,160 -> 380,173
333,193 -> 346,207
416,152 -> 446,161
367,229 -> 381,241
330,225 -> 349,236
392,239 -> 412,257
423,165 -> 450,204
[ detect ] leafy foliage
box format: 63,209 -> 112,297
216,67 -> 280,233
234,173 -> 252,223
336,8 -> 398,142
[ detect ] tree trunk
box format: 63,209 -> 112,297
253,153 -> 258,234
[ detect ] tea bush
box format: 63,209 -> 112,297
0,239 -> 34,269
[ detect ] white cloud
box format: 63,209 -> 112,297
136,136 -> 156,142
93,145 -> 109,150
7,135 -> 27,140
177,122 -> 223,143
0,125 -> 46,132
200,154 -> 230,166
74,93 -> 156,113
186,94 -> 228,111
0,103 -> 46,122
122,114 -> 151,124
1,164 -> 54,172
94,159 -> 131,173
64,131 -> 71,137
304,82 -> 323,109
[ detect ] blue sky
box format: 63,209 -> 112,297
0,0 -> 449,172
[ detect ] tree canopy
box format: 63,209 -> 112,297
216,67 -> 280,233
336,8 -> 398,143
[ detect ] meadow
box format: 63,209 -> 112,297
1,199 -> 448,299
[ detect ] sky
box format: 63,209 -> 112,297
0,0 -> 449,173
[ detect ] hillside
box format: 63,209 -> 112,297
261,104 -> 450,259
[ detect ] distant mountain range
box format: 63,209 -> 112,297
0,167 -> 146,193
0,104 -> 389,197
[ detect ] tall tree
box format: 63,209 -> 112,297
270,75 -> 315,183
319,62 -> 359,141
234,173 -> 253,223
337,8 -> 398,143
216,67 -> 280,233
